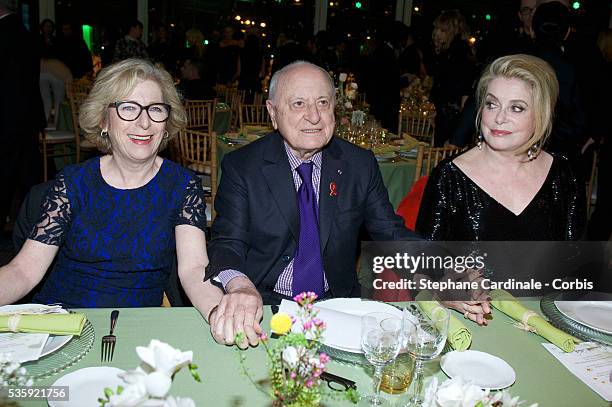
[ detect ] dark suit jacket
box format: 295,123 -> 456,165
207,133 -> 419,304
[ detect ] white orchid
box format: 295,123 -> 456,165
107,381 -> 148,407
338,73 -> 347,82
101,341 -> 199,407
164,396 -> 196,407
344,101 -> 353,109
350,82 -> 358,90
136,340 -> 193,377
424,377 -> 536,407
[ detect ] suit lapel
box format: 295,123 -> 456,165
319,139 -> 343,253
262,133 -> 299,242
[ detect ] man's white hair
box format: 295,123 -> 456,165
268,60 -> 336,103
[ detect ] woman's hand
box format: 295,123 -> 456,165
442,300 -> 491,326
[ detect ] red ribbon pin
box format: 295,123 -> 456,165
329,182 -> 337,197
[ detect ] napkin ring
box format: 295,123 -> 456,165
7,314 -> 21,332
512,310 -> 538,334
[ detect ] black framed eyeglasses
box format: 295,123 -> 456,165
108,101 -> 171,122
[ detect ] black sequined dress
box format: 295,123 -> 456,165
416,154 -> 586,241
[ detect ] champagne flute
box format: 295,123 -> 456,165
361,312 -> 402,406
403,308 -> 450,406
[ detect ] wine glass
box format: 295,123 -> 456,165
403,308 -> 450,406
361,312 -> 402,406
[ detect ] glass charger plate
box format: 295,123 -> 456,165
540,292 -> 612,346
22,318 -> 95,381
321,303 -> 426,366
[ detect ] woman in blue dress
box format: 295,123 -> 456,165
0,59 -> 263,348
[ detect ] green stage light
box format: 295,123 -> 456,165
485,14 -> 491,21
82,25 -> 93,52
355,1 -> 362,8
572,1 -> 580,9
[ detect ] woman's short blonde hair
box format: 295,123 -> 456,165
79,58 -> 187,153
475,54 -> 559,155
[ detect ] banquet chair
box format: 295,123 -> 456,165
70,77 -> 93,94
412,144 -> 467,187
398,109 -> 435,146
177,129 -> 217,225
239,103 -> 272,130
228,90 -> 246,131
39,129 -> 74,181
65,84 -> 98,163
184,99 -> 216,134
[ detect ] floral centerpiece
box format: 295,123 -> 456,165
98,340 -> 200,407
237,292 -> 359,407
422,377 -> 538,407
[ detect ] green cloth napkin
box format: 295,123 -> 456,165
416,294 -> 472,351
0,313 -> 86,336
490,289 -> 576,352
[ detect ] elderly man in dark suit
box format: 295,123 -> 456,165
205,60 -> 417,347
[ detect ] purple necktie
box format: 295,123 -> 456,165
292,162 -> 325,296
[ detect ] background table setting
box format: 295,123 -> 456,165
1,292 -> 610,406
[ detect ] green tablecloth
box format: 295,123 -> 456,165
217,137 -> 416,210
18,303 -> 607,406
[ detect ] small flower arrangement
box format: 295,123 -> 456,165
98,340 -> 201,407
423,377 -> 538,407
0,353 -> 32,387
237,292 -> 359,407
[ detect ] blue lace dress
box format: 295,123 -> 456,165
29,157 -> 206,307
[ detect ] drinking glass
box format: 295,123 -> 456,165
361,312 -> 402,406
403,308 -> 450,406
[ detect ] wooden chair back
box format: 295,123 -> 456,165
412,144 -> 467,187
229,91 -> 246,131
184,99 -> 216,134
178,129 -> 217,224
398,109 -> 435,145
65,84 -> 95,163
239,103 -> 272,130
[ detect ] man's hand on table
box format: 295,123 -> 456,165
209,276 -> 263,349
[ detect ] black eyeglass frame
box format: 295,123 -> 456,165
108,101 -> 172,123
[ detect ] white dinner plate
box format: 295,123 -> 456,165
0,304 -> 72,358
315,298 -> 404,353
440,350 -> 516,390
49,366 -> 125,407
554,300 -> 612,335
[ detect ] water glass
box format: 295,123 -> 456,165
361,312 -> 402,406
403,307 -> 450,406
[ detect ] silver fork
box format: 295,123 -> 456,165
101,310 -> 119,362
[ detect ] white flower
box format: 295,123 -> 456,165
339,73 -> 347,82
436,377 -> 484,407
344,101 -> 353,109
145,371 -> 172,398
136,340 -> 193,377
108,382 -> 148,407
350,82 -> 358,90
282,346 -> 299,368
164,396 -> 196,407
422,377 -> 439,407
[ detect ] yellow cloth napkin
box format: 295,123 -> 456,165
416,293 -> 472,351
490,289 -> 576,352
399,135 -> 420,151
372,144 -> 399,155
0,313 -> 86,336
